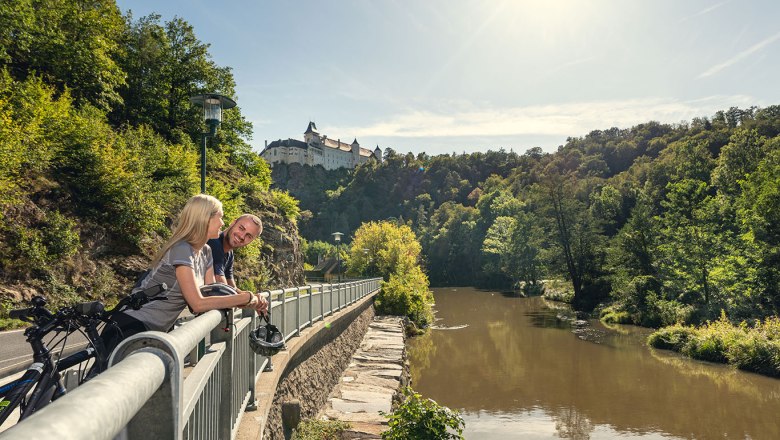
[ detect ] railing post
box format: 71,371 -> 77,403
320,283 -> 325,321
245,308 -> 258,409
210,309 -> 234,440
307,285 -> 313,326
295,286 -> 301,336
280,289 -> 287,339
329,283 -> 334,315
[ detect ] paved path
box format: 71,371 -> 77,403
319,316 -> 406,439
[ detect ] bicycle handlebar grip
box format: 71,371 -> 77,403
9,307 -> 33,320
74,301 -> 105,316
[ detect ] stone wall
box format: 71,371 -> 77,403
263,304 -> 376,440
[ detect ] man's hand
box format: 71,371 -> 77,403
255,292 -> 269,316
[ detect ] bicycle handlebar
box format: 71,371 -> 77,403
9,283 -> 168,328
74,301 -> 105,316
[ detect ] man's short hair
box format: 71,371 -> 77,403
237,214 -> 262,233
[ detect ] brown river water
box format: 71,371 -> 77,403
407,287 -> 780,440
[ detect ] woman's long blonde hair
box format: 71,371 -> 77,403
151,194 -> 222,266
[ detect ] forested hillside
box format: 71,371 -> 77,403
282,108 -> 780,325
0,0 -> 302,324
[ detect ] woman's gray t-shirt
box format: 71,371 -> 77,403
125,241 -> 213,332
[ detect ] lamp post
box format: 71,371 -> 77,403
190,93 -> 237,193
332,232 -> 343,283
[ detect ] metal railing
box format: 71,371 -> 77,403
0,278 -> 381,440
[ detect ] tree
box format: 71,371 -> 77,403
348,221 -> 422,279
349,221 -> 433,327
712,128 -> 767,195
0,0 -> 126,111
657,179 -> 721,308
537,171 -> 604,308
737,147 -> 780,313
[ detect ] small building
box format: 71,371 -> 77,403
261,122 -> 382,170
304,257 -> 342,282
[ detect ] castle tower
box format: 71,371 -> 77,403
304,121 -> 319,145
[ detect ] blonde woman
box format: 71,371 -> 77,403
102,194 -> 268,354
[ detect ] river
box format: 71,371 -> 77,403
407,287 -> 780,439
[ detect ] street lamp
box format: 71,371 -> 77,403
332,232 -> 343,283
190,93 -> 237,193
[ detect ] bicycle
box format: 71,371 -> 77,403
0,283 -> 166,427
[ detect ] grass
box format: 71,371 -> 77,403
648,313 -> 780,377
291,419 -> 351,440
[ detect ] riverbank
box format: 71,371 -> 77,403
648,313 -> 780,377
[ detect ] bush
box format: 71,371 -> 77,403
381,387 -> 464,440
600,306 -> 632,324
648,325 -> 695,351
727,335 -> 780,377
649,313 -> 780,377
271,189 -> 300,222
645,293 -> 694,326
376,267 -> 433,328
291,419 -> 351,440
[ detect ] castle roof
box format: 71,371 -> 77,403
265,138 -> 308,150
304,121 -> 318,134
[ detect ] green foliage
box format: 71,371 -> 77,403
0,209 -> 79,277
271,189 -> 301,223
291,419 -> 351,440
649,313 -> 780,377
0,9 -> 290,308
0,298 -> 18,330
599,306 -> 632,324
349,221 -> 422,279
0,0 -> 126,110
0,70 -> 72,206
301,239 -> 336,266
376,267 -> 434,328
647,324 -> 695,351
542,279 -> 575,303
382,387 -> 465,440
55,109 -> 197,243
348,221 -> 433,327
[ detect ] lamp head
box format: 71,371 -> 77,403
190,93 -> 237,133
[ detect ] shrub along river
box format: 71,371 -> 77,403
408,287 -> 780,440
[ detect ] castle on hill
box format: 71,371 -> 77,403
260,122 -> 382,170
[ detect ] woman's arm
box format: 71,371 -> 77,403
204,266 -> 216,285
177,265 -> 253,313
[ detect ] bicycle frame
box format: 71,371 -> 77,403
1,284 -> 166,428
0,328 -> 65,426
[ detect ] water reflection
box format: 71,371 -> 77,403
408,288 -> 780,440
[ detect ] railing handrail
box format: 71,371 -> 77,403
0,278 -> 382,440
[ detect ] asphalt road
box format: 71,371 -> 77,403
0,328 -> 88,378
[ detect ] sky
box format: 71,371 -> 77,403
115,0 -> 780,156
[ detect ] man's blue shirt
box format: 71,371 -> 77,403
207,232 -> 234,281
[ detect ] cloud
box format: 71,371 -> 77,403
679,1 -> 729,23
698,31 -> 780,78
330,95 -> 758,143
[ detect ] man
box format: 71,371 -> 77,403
208,214 -> 268,313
